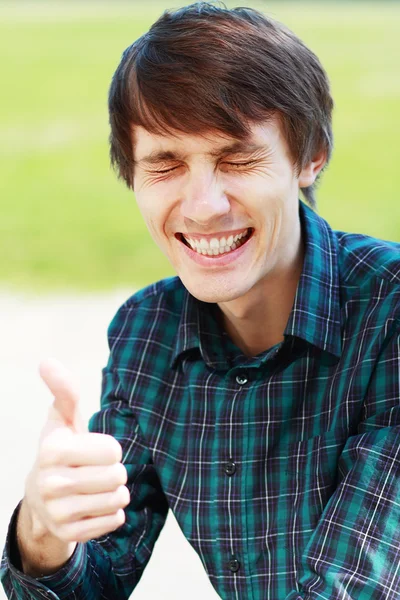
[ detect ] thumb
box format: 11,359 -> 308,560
39,358 -> 87,433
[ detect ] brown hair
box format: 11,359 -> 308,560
108,2 -> 334,207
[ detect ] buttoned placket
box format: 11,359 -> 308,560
221,369 -> 251,588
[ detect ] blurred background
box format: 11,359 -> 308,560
1,0 -> 399,293
0,1 -> 399,599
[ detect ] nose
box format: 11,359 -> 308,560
180,169 -> 230,224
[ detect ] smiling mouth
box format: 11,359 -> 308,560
177,228 -> 254,256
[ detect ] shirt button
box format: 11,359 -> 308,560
228,557 -> 240,573
235,373 -> 248,385
224,461 -> 237,476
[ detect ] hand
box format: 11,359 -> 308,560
24,359 -> 130,546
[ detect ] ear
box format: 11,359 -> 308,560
298,149 -> 327,188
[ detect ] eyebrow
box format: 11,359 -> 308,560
135,141 -> 264,166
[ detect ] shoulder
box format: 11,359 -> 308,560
335,230 -> 400,286
334,230 -> 400,319
118,275 -> 185,312
107,276 -> 186,353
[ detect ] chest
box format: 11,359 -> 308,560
130,332 -> 381,469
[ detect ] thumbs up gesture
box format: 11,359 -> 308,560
19,359 -> 130,575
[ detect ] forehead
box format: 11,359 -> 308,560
132,116 -> 285,162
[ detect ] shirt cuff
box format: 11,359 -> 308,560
37,543 -> 87,598
3,500 -> 87,599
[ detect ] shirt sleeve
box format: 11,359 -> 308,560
286,323 -> 400,600
1,366 -> 169,600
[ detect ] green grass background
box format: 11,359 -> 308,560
1,1 -> 399,292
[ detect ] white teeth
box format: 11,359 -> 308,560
209,238 -> 219,249
183,228 -> 249,255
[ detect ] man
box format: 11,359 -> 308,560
2,2 -> 400,599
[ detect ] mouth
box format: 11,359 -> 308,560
176,227 -> 254,257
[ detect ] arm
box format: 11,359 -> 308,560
1,367 -> 168,600
286,323 -> 400,600
84,367 -> 169,598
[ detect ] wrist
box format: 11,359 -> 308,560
19,497 -> 47,541
17,499 -> 76,577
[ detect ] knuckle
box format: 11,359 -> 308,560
113,463 -> 128,485
40,472 -> 73,500
38,438 -> 58,466
80,512 -> 126,541
58,474 -> 76,495
55,526 -> 71,542
104,435 -> 123,462
106,492 -> 118,512
58,479 -> 75,496
39,481 -> 56,503
118,508 -> 126,524
73,519 -> 94,542
57,524 -> 78,543
113,509 -> 126,529
67,521 -> 92,543
105,487 -> 128,512
39,433 -> 70,466
36,473 -> 50,500
52,496 -> 88,523
47,498 -> 78,526
68,504 -> 86,522
119,485 -> 131,507
47,502 -> 65,526
101,511 -> 126,536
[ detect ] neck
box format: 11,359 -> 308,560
218,231 -> 304,357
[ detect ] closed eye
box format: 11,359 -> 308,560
153,166 -> 179,174
151,160 -> 257,175
223,160 -> 257,167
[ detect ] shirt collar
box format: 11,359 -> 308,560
284,201 -> 342,358
172,200 -> 342,368
172,292 -> 230,369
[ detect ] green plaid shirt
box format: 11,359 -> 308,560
2,201 -> 400,600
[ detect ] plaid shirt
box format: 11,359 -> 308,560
2,201 -> 400,600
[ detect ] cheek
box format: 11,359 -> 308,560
136,194 -> 158,234
136,191 -> 176,245
226,170 -> 286,200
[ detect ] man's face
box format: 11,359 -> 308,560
133,116 -> 310,304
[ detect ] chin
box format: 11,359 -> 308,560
181,277 -> 250,304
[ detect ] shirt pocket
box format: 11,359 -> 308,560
271,426 -> 350,533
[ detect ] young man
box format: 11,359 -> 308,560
2,3 -> 400,599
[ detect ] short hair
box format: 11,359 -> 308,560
108,1 -> 334,207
